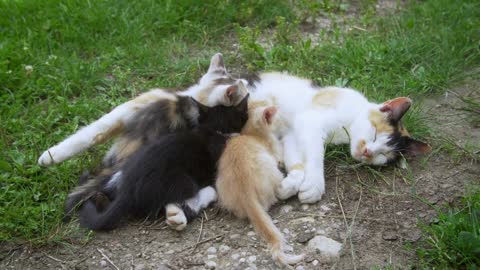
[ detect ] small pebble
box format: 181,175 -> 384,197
248,256 -> 257,263
283,228 -> 290,235
207,255 -> 217,260
239,258 -> 246,263
281,205 -> 293,213
230,234 -> 240,239
273,219 -> 279,224
134,264 -> 146,270
205,261 -> 217,269
295,265 -> 305,270
207,247 -> 217,254
231,254 -> 240,260
382,231 -> 398,241
165,250 -> 175,255
219,245 -> 231,253
312,260 -> 319,266
301,204 -> 310,210
320,205 -> 331,211
100,260 -> 107,267
247,231 -> 256,237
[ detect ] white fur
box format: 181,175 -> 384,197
185,186 -> 218,213
249,73 -> 394,203
165,204 -> 187,231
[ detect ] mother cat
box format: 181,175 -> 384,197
39,53 -> 430,204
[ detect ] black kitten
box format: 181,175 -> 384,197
77,95 -> 249,230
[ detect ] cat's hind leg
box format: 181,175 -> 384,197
38,89 -> 176,166
165,186 -> 217,231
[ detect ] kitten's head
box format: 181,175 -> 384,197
196,53 -> 248,106
242,103 -> 278,135
193,92 -> 249,134
351,97 -> 431,165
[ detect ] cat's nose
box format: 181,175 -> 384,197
363,148 -> 373,158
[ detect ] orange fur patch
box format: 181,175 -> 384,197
93,121 -> 124,144
356,139 -> 366,156
312,89 -> 339,107
368,110 -> 394,133
115,138 -> 142,162
289,163 -> 304,171
398,123 -> 410,136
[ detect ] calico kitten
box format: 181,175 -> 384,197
216,104 -> 304,266
76,95 -> 249,231
38,53 -> 246,166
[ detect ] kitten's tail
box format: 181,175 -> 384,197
244,196 -> 304,266
78,192 -> 129,231
63,170 -> 114,222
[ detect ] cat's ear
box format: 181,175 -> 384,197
380,97 -> 412,122
189,97 -> 209,114
235,93 -> 249,112
225,84 -> 238,104
403,137 -> 432,157
263,107 -> 277,125
207,53 -> 226,74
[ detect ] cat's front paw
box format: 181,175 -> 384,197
165,204 -> 187,231
38,147 -> 68,166
277,170 -> 304,200
298,176 -> 324,204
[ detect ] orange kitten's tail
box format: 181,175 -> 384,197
244,196 -> 304,265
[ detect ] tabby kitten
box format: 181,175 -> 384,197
216,104 -> 304,265
76,95 -> 249,230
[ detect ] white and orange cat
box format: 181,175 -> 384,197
216,104 -> 304,266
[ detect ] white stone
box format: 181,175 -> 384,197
283,228 -> 290,235
247,231 -> 256,237
295,266 -> 305,270
301,204 -> 309,210
205,261 -> 217,269
312,260 -> 319,266
247,256 -> 257,263
280,205 -> 293,213
100,260 -> 107,267
273,219 -> 279,224
165,250 -> 175,255
231,254 -> 241,260
134,264 -> 146,270
230,234 -> 240,239
207,255 -> 217,260
320,205 -> 331,211
307,236 -> 342,257
207,247 -> 217,254
239,258 -> 246,263
219,245 -> 231,253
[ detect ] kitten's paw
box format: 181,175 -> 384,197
298,177 -> 324,204
38,147 -> 68,166
277,170 -> 304,200
165,204 -> 187,231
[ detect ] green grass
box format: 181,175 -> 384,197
0,0 -> 479,247
417,189 -> 480,269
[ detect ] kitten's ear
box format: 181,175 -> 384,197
189,97 -> 209,114
380,97 -> 412,122
235,93 -> 249,112
207,53 -> 226,74
263,107 -> 277,125
403,137 -> 432,157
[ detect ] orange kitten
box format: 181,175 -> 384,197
216,105 -> 304,266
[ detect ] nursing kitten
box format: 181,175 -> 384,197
38,53 -> 246,166
76,95 -> 249,230
216,104 -> 304,265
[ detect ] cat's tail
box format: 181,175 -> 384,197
78,191 -> 129,231
63,170 -> 115,222
244,196 -> 304,266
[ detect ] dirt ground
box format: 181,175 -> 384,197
2,2 -> 479,270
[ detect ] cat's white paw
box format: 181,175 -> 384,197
165,204 -> 187,231
298,176 -> 324,204
38,147 -> 69,166
277,170 -> 304,200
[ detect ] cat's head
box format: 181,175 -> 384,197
351,97 -> 431,165
193,92 -> 249,134
242,102 -> 279,135
195,53 -> 248,106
